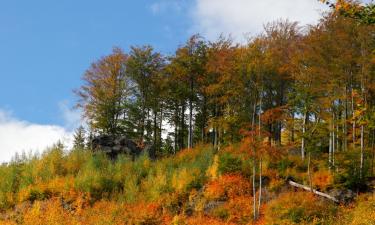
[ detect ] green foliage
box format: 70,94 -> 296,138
218,152 -> 242,175
265,192 -> 338,224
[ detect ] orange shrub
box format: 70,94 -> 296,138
22,198 -> 76,225
312,170 -> 333,191
179,215 -> 232,225
224,195 -> 253,224
204,174 -> 251,201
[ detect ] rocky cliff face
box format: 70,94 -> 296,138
91,135 -> 155,160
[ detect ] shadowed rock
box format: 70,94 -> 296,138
91,135 -> 155,160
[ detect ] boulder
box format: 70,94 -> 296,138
91,135 -> 155,160
329,189 -> 355,204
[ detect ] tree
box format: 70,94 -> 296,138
126,45 -> 165,147
73,126 -> 86,150
320,0 -> 375,24
76,47 -> 129,135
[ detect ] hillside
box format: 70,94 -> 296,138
0,2 -> 374,224
0,143 -> 374,224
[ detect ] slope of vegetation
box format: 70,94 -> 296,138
1,2 -> 375,224
0,144 -> 374,224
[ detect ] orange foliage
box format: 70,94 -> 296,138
204,174 -> 251,201
18,177 -> 75,203
17,198 -> 171,225
22,198 -> 75,225
182,215 -> 232,225
312,170 -> 333,191
225,195 -> 253,224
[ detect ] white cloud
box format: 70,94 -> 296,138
190,0 -> 329,42
0,109 -> 74,163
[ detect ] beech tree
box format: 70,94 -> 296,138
76,48 -> 128,135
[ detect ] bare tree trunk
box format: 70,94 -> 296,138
201,96 -> 207,142
159,104 -> 163,149
301,109 -> 307,160
180,103 -> 185,150
308,152 -> 313,191
371,130 -> 374,177
153,110 -> 158,149
360,124 -> 364,179
188,79 -> 193,149
332,112 -> 335,167
343,85 -> 348,151
259,92 -> 262,137
352,87 -> 356,148
253,158 -> 257,221
329,123 -> 332,170
288,181 -> 339,203
252,101 -> 257,131
174,104 -> 179,153
258,158 -> 262,215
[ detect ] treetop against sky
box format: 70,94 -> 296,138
0,0 -> 371,162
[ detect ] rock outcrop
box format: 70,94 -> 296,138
91,135 -> 155,160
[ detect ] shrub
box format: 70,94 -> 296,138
218,152 -> 242,175
265,191 -> 337,225
312,170 -> 333,191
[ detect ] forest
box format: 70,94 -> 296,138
0,1 -> 374,224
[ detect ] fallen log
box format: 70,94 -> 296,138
288,180 -> 339,203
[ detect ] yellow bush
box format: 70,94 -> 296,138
265,191 -> 337,225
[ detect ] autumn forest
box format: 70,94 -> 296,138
0,1 -> 374,224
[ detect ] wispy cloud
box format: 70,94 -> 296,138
58,100 -> 83,131
0,107 -> 78,163
190,0 -> 329,42
149,0 -> 186,15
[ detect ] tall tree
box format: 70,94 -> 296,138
76,48 -> 128,135
126,46 -> 165,144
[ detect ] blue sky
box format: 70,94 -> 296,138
0,0 -> 192,126
0,0 -> 337,162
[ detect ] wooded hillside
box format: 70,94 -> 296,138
0,2 -> 374,224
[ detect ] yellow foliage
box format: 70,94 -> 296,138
172,168 -> 199,193
206,154 -> 219,180
265,191 -> 337,225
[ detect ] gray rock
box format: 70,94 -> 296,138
91,135 -> 155,160
329,189 -> 355,204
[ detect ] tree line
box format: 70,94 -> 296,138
75,12 -> 374,175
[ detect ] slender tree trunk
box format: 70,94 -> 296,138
188,78 -> 194,149
159,104 -> 163,149
360,67 -> 366,179
214,104 -> 218,149
371,130 -> 374,177
180,103 -> 186,150
153,110 -> 158,147
343,85 -> 348,151
308,152 -> 313,191
329,123 -> 332,170
352,87 -> 356,147
360,124 -> 364,179
140,103 -> 146,143
174,104 -> 179,153
336,121 -> 340,152
253,158 -> 257,221
259,92 -> 262,137
201,96 -> 207,142
291,112 -> 295,143
252,101 -> 257,131
301,108 -> 307,160
258,158 -> 262,215
332,112 -> 335,167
